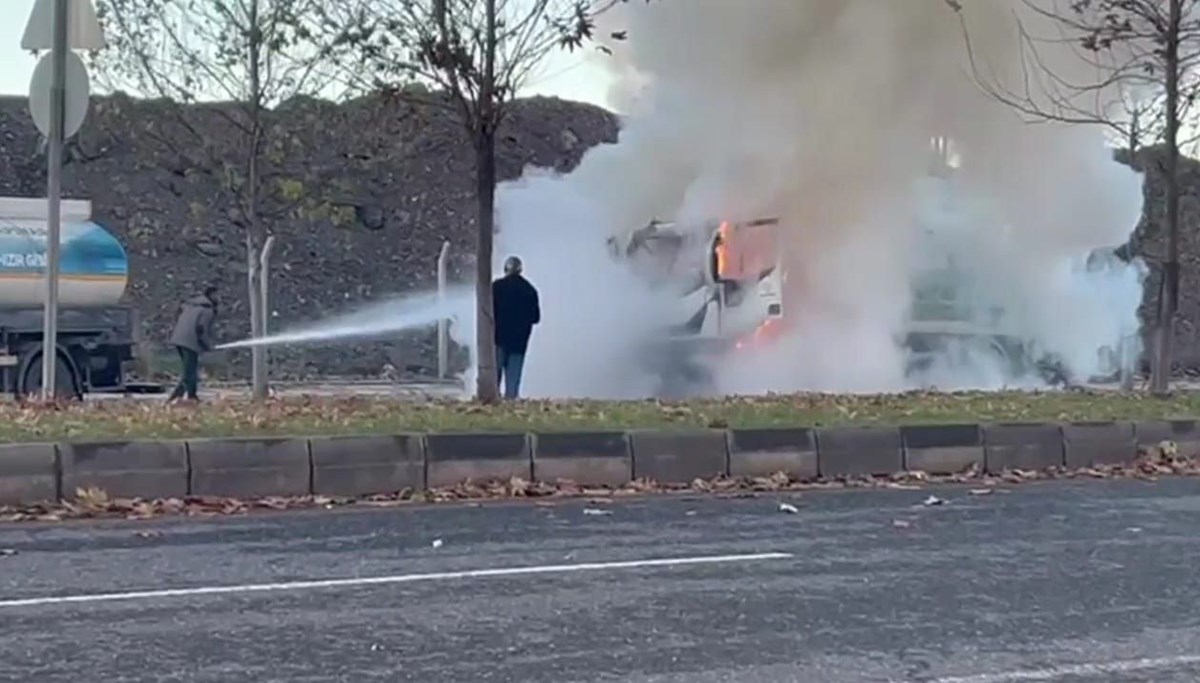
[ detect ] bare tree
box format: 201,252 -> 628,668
326,0 -> 642,402
947,0 -> 1200,394
90,0 -> 354,400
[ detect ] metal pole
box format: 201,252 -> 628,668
41,0 -> 69,400
259,234 -> 276,394
437,240 -> 450,380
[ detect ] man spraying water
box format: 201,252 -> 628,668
492,256 -> 541,399
167,285 -> 218,403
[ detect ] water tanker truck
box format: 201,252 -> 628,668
0,197 -> 138,398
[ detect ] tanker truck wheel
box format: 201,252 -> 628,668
18,352 -> 80,401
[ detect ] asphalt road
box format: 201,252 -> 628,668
1,479 -> 1200,682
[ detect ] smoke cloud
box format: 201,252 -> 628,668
493,0 -> 1147,398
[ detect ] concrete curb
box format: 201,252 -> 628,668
310,435 -> 425,497
901,424 -> 983,475
0,420 -> 1184,505
982,423 -> 1064,473
60,441 -> 189,500
189,438 -> 311,498
425,433 -> 530,488
816,426 -> 903,477
629,430 -> 727,484
532,432 -> 631,487
0,443 -> 58,506
727,428 -> 818,480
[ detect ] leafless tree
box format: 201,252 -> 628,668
90,0 -> 356,400
325,0 -> 644,402
947,0 -> 1200,394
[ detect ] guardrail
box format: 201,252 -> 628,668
0,420 -> 1194,505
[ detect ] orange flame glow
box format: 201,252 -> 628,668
715,221 -> 731,279
734,317 -> 781,351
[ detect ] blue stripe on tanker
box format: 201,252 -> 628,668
0,220 -> 129,307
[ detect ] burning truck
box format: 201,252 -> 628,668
609,178 -> 1140,397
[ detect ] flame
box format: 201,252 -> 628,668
735,317 -> 781,351
715,220 -> 731,278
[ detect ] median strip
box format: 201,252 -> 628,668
0,408 -> 1197,520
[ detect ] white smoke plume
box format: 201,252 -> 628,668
493,0 -> 1147,398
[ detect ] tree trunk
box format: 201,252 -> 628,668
247,165 -> 268,401
246,0 -> 269,402
472,0 -> 499,403
474,128 -> 499,403
246,232 -> 268,400
1151,0 -> 1183,396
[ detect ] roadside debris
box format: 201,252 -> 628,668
969,488 -> 994,496
892,519 -> 912,529
778,502 -> 800,514
431,538 -> 444,549
922,495 -> 947,507
0,548 -> 16,556
583,508 -> 613,516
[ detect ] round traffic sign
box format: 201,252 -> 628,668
28,50 -> 91,139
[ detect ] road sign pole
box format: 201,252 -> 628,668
41,0 -> 68,400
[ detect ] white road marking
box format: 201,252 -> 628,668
0,552 -> 792,609
930,655 -> 1200,683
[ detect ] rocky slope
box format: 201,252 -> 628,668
0,93 -> 619,380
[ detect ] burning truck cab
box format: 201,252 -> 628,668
609,216 -> 786,396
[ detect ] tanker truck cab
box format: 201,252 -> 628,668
0,197 -> 139,398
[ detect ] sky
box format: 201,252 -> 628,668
0,0 -> 616,109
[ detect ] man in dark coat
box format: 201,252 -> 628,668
167,286 -> 218,402
492,256 -> 540,399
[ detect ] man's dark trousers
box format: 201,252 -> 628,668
496,346 -> 525,399
169,346 -> 200,400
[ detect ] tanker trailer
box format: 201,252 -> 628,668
0,197 -> 139,398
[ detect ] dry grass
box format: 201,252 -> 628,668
0,390 -> 1197,443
